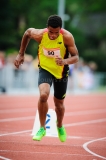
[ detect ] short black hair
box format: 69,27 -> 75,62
47,15 -> 62,28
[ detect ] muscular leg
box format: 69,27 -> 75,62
54,96 -> 65,128
38,83 -> 50,129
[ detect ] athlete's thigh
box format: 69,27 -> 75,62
53,76 -> 68,99
39,83 -> 50,97
38,67 -> 53,95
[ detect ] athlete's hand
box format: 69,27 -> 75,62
55,57 -> 67,66
14,54 -> 24,69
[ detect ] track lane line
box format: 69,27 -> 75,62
0,108 -> 106,115
0,155 -> 11,160
0,110 -> 106,122
0,118 -> 106,136
0,130 -> 31,136
64,118 -> 106,127
0,116 -> 34,122
65,109 -> 106,116
0,150 -> 94,157
83,137 -> 106,159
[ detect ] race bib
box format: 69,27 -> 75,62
43,47 -> 61,58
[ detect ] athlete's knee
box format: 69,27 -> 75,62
54,98 -> 64,108
40,92 -> 48,102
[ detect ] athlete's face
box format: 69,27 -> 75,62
47,26 -> 61,40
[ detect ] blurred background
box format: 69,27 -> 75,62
0,0 -> 106,95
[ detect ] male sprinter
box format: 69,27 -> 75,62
14,15 -> 79,142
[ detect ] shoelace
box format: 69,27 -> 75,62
36,128 -> 44,135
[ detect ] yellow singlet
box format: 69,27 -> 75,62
38,28 -> 69,79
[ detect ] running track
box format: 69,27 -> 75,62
0,93 -> 106,160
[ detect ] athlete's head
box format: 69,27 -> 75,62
47,15 -> 62,40
47,15 -> 62,28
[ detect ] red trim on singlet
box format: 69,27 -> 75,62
44,28 -> 64,34
44,28 -> 48,32
60,28 -> 64,34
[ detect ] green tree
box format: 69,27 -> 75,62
0,0 -> 106,71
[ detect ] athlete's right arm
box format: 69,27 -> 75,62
19,28 -> 44,55
14,28 -> 44,69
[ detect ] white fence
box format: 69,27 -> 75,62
0,64 -> 106,94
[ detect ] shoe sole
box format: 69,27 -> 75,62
32,132 -> 46,141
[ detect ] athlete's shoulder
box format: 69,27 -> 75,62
27,28 -> 46,36
62,29 -> 75,45
62,29 -> 73,38
25,28 -> 46,42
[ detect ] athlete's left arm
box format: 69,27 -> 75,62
55,31 -> 79,66
64,31 -> 79,65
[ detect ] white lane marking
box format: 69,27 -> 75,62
0,132 -> 105,159
0,116 -> 34,122
65,109 -> 106,116
0,117 -> 106,128
68,136 -> 81,139
0,150 -> 94,157
0,108 -> 106,122
0,117 -> 106,126
64,118 -> 106,127
0,108 -> 36,113
0,108 -> 106,115
83,137 -> 106,159
0,130 -> 31,136
0,118 -> 106,137
68,136 -> 99,141
0,156 -> 11,160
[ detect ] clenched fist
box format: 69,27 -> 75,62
55,57 -> 67,66
14,54 -> 24,69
